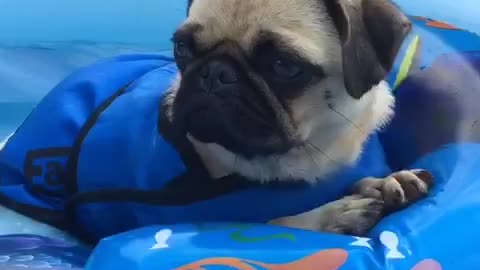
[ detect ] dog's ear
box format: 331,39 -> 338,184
324,0 -> 411,98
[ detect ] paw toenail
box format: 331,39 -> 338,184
412,169 -> 434,188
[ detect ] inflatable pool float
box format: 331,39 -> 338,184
1,2 -> 480,270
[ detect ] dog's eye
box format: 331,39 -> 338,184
272,59 -> 302,79
174,40 -> 193,58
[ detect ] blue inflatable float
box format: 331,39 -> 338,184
1,1 -> 480,270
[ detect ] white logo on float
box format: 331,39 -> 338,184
380,231 -> 405,259
350,236 -> 373,250
150,229 -> 173,250
0,133 -> 13,151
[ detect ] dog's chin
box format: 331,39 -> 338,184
174,101 -> 296,158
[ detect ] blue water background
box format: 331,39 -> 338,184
0,0 -> 479,140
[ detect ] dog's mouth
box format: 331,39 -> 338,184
183,105 -> 223,143
172,91 -> 298,158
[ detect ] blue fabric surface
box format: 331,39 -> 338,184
0,55 -> 177,209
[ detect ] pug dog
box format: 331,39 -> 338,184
160,0 -> 434,235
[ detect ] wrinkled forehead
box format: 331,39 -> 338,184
184,0 -> 340,65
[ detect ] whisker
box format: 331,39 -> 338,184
307,103 -> 366,135
327,104 -> 366,135
303,145 -> 319,169
305,140 -> 339,165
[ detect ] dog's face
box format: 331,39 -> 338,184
167,0 -> 410,181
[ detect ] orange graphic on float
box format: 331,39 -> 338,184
175,248 -> 348,270
174,245 -> 443,270
426,21 -> 458,30
411,259 -> 443,270
411,16 -> 459,30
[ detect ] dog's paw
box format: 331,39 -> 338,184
268,169 -> 434,236
351,169 -> 434,213
268,195 -> 384,236
317,195 -> 385,235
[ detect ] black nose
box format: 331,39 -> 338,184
199,58 -> 240,93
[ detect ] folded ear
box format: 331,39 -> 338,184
324,0 -> 411,98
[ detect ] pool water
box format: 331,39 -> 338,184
0,0 -> 478,142
0,102 -> 34,140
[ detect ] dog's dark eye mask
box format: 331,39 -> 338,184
251,37 -> 327,100
172,29 -> 324,98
